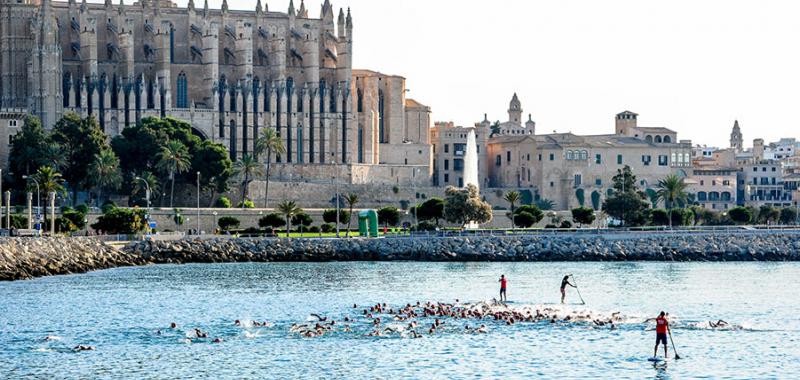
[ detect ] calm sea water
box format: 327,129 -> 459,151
1,261 -> 799,379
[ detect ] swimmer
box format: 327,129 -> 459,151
476,324 -> 488,333
310,313 -> 328,322
170,322 -> 177,329
560,275 -> 576,304
212,338 -> 223,343
709,319 -> 729,328
194,328 -> 208,338
73,345 -> 94,351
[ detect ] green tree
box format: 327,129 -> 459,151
512,205 -> 544,228
757,205 -> 780,224
602,165 -> 650,227
650,209 -> 670,226
291,212 -> 313,233
277,200 -> 302,237
259,213 -> 285,229
91,207 -> 147,234
779,208 -> 797,225
88,149 -> 122,206
32,166 -> 67,226
322,208 -> 350,225
416,197 -> 444,225
192,140 -> 233,206
503,190 -> 521,229
217,216 -> 240,231
8,116 -> 50,186
214,196 -> 232,208
534,198 -> 555,211
232,155 -> 264,206
156,140 -> 191,207
344,194 -> 359,237
254,127 -> 286,208
728,206 -> 752,225
443,184 -> 493,227
50,113 -> 108,203
655,174 -> 689,228
377,206 -> 401,228
571,207 -> 595,227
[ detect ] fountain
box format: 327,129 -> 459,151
463,129 -> 480,229
463,129 -> 479,190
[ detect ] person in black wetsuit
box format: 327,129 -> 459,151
560,275 -> 576,304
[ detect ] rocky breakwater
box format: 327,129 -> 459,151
126,232 -> 800,263
0,237 -> 145,281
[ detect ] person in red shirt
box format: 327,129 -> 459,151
498,275 -> 508,302
653,311 -> 670,358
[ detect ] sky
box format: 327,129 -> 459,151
182,0 -> 800,147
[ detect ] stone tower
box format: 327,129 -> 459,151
730,120 -> 743,152
508,93 -> 522,124
29,0 -> 63,128
615,110 -> 638,136
753,138 -> 764,162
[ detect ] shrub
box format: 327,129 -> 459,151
75,204 -> 90,214
544,224 -> 557,229
215,196 -> 232,208
728,206 -> 752,224
377,206 -> 401,227
413,221 -> 437,231
172,209 -> 184,225
670,208 -> 694,226
308,226 -> 321,233
91,208 -> 147,234
291,212 -> 313,229
237,199 -> 255,209
55,216 -> 78,233
322,208 -> 350,225
571,207 -> 595,226
780,208 -> 797,225
560,220 -> 572,228
218,216 -> 240,231
650,209 -> 670,226
62,210 -> 87,230
259,213 -> 284,229
60,205 -> 74,213
320,223 -> 335,233
511,205 -> 543,228
9,214 -> 28,229
101,200 -> 117,214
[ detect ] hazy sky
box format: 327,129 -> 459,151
187,0 -> 800,147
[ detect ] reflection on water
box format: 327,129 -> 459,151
1,261 -> 798,379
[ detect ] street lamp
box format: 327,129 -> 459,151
22,175 -> 40,230
212,211 -> 218,234
196,171 -> 201,235
134,176 -> 151,233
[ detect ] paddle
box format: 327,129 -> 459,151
570,274 -> 586,305
668,329 -> 681,360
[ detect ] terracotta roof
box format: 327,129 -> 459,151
404,98 -> 427,108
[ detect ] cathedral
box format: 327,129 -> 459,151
0,0 -> 433,185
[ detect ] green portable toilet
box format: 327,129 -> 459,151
358,209 -> 379,237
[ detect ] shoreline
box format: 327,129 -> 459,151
2,231 -> 799,281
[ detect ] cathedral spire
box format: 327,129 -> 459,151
203,0 -> 208,16
221,0 -> 228,13
288,0 -> 295,16
118,0 -> 125,14
188,0 -> 194,12
345,7 -> 352,29
255,0 -> 262,14
80,0 -> 87,12
298,0 -> 307,18
321,0 -> 333,19
105,0 -> 112,9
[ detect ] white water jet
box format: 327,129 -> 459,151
464,129 -> 479,191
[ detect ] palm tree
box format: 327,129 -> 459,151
232,154 -> 264,207
33,166 -> 67,227
155,141 -> 191,207
344,193 -> 359,237
254,128 -> 286,208
88,149 -> 122,206
277,200 -> 301,237
655,174 -> 689,228
504,190 -> 521,229
132,171 -> 161,207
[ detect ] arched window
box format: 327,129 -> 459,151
252,77 -> 260,111
721,192 -> 731,201
663,135 -> 672,143
709,192 -> 720,201
645,135 -> 653,143
671,152 -> 677,164
111,73 -> 118,109
684,153 -> 690,164
176,72 -> 188,108
169,25 -> 175,63
580,150 -> 588,160
62,72 -> 71,107
229,87 -> 237,111
655,135 -> 662,143
357,88 -> 363,112
378,90 -> 385,143
566,150 -> 574,160
319,79 -> 326,113
697,192 -> 707,201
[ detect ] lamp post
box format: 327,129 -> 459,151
196,171 -> 201,234
331,158 -> 340,238
212,211 -> 218,234
134,177 -> 151,233
22,175 -> 40,231
412,167 -> 418,232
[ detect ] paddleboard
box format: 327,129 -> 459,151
647,357 -> 666,363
